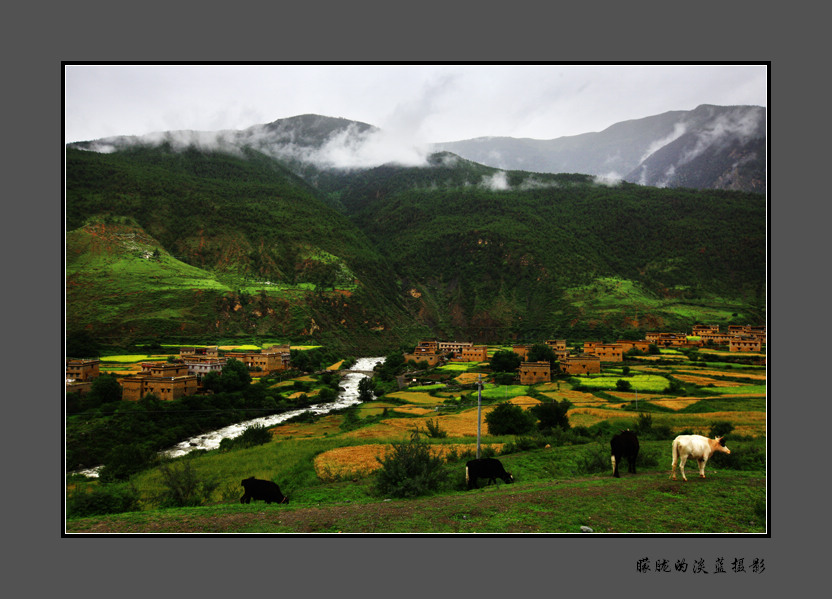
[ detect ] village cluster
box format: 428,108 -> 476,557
404,323 -> 766,384
65,324 -> 765,403
65,344 -> 292,402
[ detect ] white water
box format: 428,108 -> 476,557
74,356 -> 384,477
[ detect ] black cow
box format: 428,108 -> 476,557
610,430 -> 639,477
465,458 -> 514,490
240,476 -> 289,504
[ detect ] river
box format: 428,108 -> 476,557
74,356 -> 384,477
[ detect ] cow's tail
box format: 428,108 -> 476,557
465,466 -> 470,487
670,437 -> 680,478
610,455 -> 617,470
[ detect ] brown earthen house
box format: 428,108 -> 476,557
583,342 -> 624,362
645,332 -> 690,347
404,351 -> 443,367
729,335 -> 762,352
457,345 -> 489,362
616,340 -> 650,353
66,358 -> 100,382
179,346 -> 220,359
438,341 -> 472,355
224,345 -> 291,374
512,345 -> 529,360
121,362 -> 198,401
519,361 -> 551,384
412,340 -> 439,355
65,359 -> 101,395
560,354 -> 601,375
546,340 -> 567,351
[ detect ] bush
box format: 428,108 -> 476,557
99,444 -> 156,482
66,482 -> 140,518
219,424 -> 272,451
485,402 -> 536,436
156,459 -> 219,507
530,399 -> 572,432
422,418 -> 447,438
374,431 -> 447,498
709,421 -> 735,439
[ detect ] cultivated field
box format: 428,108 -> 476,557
66,346 -> 767,534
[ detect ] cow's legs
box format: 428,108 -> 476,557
698,458 -> 707,478
679,455 -> 688,481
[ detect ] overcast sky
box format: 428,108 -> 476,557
64,64 -> 767,145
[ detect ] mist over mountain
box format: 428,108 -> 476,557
434,105 -> 766,193
69,104 -> 765,194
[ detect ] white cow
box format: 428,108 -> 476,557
670,435 -> 731,481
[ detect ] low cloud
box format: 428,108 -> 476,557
481,171 -> 509,191
593,172 -> 623,186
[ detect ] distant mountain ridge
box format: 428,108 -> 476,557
434,104 -> 766,193
69,105 -> 766,193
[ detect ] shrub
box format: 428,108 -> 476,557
374,431 -> 447,498
616,379 -> 633,392
99,444 -> 156,482
709,421 -> 735,439
66,482 -> 140,518
156,459 -> 219,507
422,418 -> 447,438
531,399 -> 572,432
575,444 -> 611,475
219,424 -> 272,451
485,402 -> 536,436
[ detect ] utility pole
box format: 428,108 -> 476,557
476,373 -> 482,459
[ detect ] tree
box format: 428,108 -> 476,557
99,444 -> 156,482
485,402 -> 536,436
66,330 -> 100,358
489,349 -> 521,372
527,343 -> 558,367
357,376 -> 375,402
219,358 -> 252,392
81,374 -> 122,411
530,399 -> 572,432
374,431 -> 447,498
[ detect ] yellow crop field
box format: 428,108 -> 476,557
509,396 -> 540,410
455,372 -> 484,385
270,414 -> 343,438
314,442 -> 505,479
393,406 -> 435,415
673,374 -> 744,387
386,391 -> 439,405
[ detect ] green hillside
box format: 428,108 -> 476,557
65,144 -> 766,348
65,146 -> 422,351
328,162 -> 766,340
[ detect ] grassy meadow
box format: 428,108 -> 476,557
66,347 -> 766,534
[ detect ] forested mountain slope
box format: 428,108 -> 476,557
65,138 -> 765,348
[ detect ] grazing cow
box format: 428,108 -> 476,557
610,430 -> 639,477
670,435 -> 731,481
466,458 -> 514,490
240,476 -> 289,504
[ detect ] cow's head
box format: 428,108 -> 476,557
713,437 -> 731,454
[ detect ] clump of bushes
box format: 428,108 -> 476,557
66,482 -> 140,518
485,402 -> 536,435
374,431 -> 448,498
155,458 -> 219,507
